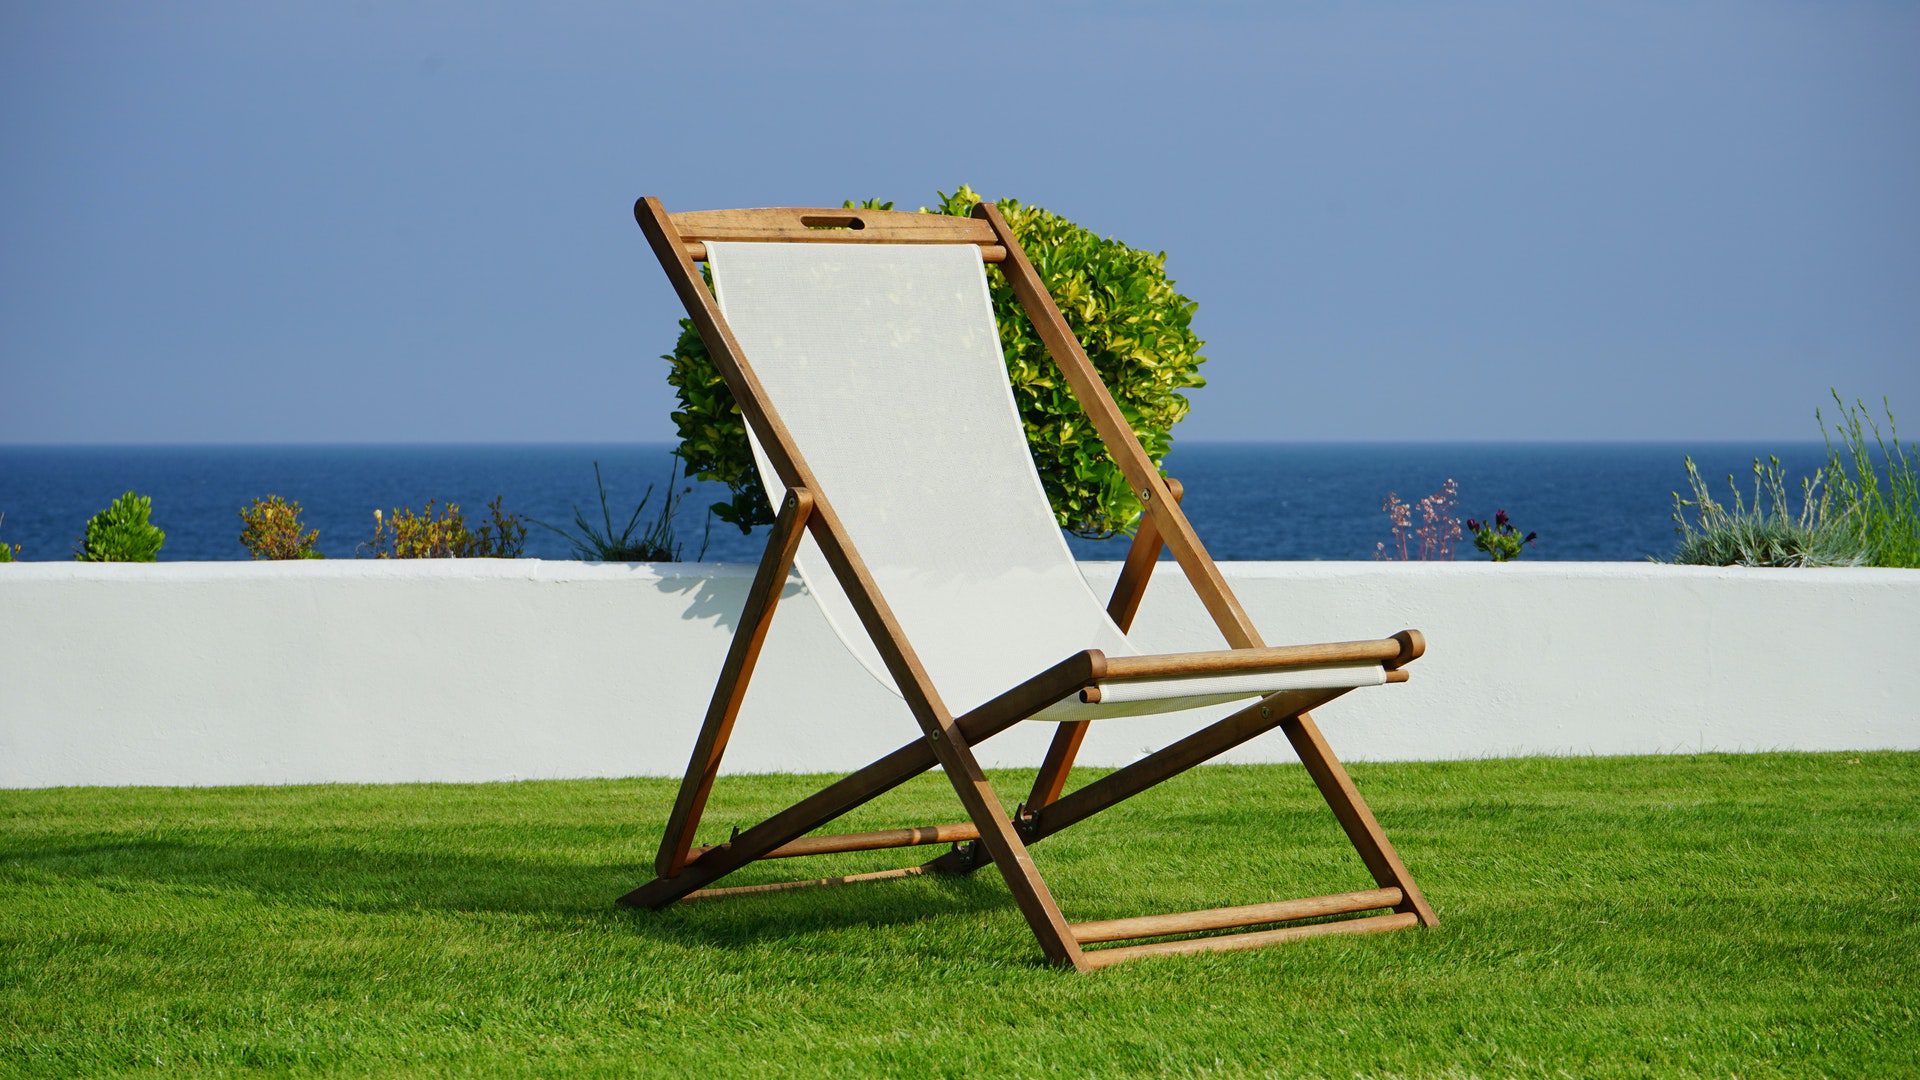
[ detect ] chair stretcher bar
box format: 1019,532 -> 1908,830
1071,887 -> 1403,944
693,822 -> 979,862
1080,912 -> 1419,969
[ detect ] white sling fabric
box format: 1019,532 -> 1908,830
706,242 -> 1382,720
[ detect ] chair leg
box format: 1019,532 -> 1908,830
653,490 -> 813,878
1280,711 -> 1439,926
923,720 -> 1085,969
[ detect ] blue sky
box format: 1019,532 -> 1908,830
1,2 -> 1914,444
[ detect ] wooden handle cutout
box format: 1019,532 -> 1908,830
800,213 -> 866,230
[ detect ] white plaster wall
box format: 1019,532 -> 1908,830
1,560 -> 1914,788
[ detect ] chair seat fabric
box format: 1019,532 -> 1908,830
707,241 -> 1380,721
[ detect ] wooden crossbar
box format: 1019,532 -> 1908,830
684,866 -> 931,902
672,207 -> 1008,262
694,823 -> 979,861
1080,912 -> 1420,969
688,241 -> 1007,263
1071,887 -> 1403,944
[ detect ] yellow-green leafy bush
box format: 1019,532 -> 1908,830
361,498 -> 525,559
239,495 -> 322,560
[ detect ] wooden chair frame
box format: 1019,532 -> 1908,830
618,198 -> 1436,970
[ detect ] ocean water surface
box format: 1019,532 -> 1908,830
0,442 -> 1832,564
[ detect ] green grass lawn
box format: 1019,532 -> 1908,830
3,752 -> 1915,1077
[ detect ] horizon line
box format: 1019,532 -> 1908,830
0,436 -> 1838,449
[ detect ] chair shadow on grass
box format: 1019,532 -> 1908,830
7,834 -> 1012,948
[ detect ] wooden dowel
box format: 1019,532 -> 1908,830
1099,638 -> 1406,681
1385,629 -> 1425,670
1079,911 -> 1419,969
694,823 -> 980,861
1070,887 -> 1402,944
687,240 -> 1008,263
683,865 -> 929,902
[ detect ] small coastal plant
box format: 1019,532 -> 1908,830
664,187 -> 1206,539
1466,510 -> 1538,562
1375,479 -> 1461,560
362,497 -> 525,559
532,461 -> 711,562
1819,392 -> 1918,568
0,513 -> 17,562
1666,456 -> 1866,568
76,491 -> 165,562
238,495 -> 322,560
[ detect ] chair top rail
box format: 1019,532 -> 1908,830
666,206 -> 1006,262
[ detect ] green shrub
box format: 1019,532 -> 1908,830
663,187 -> 1207,538
1666,457 -> 1868,567
0,513 -> 17,562
531,461 -> 710,563
1820,393 -> 1919,568
76,492 -> 165,562
361,498 -> 525,559
239,495 -> 322,560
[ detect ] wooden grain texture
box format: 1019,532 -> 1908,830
1079,912 -> 1419,969
674,206 -> 997,244
655,489 -> 813,877
1071,887 -> 1403,944
1098,637 -> 1407,680
1387,629 -> 1425,669
688,240 -> 1006,263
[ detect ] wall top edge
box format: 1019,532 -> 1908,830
2,559 -> 1915,586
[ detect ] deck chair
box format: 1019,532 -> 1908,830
619,198 -> 1436,970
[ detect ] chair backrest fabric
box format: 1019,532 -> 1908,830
706,241 -> 1136,716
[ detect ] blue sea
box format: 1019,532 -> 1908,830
0,442 -> 1833,563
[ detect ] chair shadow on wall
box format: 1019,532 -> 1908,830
12,834 -> 1009,948
648,562 -> 804,635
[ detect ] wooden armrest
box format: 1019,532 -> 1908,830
1098,630 -> 1423,681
